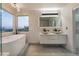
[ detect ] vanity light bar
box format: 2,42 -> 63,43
42,13 -> 58,15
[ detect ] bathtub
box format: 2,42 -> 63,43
2,34 -> 28,56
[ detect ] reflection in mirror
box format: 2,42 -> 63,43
40,16 -> 62,27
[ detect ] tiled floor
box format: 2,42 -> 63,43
24,44 -> 76,56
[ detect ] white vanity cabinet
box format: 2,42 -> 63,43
40,34 -> 67,44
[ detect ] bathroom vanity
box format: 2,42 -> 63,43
39,13 -> 67,44
40,33 -> 67,44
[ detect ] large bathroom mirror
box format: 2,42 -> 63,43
40,15 -> 62,27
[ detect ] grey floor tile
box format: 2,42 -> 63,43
24,44 -> 76,56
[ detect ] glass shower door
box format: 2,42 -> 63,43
74,8 -> 79,54
0,3 -> 2,56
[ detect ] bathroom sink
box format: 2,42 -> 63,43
40,33 -> 55,35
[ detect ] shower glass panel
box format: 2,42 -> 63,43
0,3 -> 2,56
74,8 -> 79,53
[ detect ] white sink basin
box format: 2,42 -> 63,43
40,33 -> 55,35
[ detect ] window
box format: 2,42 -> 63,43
1,9 -> 13,32
18,16 -> 29,32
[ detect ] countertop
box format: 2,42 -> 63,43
40,33 -> 67,36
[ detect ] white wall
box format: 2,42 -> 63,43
60,7 -> 75,52
17,10 -> 41,43
28,10 -> 41,43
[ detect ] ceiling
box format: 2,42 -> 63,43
16,3 -> 69,10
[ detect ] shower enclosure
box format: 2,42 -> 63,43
73,7 -> 79,54
0,3 -> 2,56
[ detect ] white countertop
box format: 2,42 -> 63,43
40,33 -> 67,36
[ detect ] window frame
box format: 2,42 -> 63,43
1,8 -> 14,33
17,15 -> 29,33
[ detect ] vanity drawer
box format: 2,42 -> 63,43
40,35 -> 67,44
41,35 -> 57,40
57,35 -> 67,42
40,38 -> 66,44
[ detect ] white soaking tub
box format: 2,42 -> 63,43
2,34 -> 28,56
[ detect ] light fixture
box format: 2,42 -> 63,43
11,3 -> 20,12
11,3 -> 17,8
40,8 -> 60,11
40,8 -> 60,13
